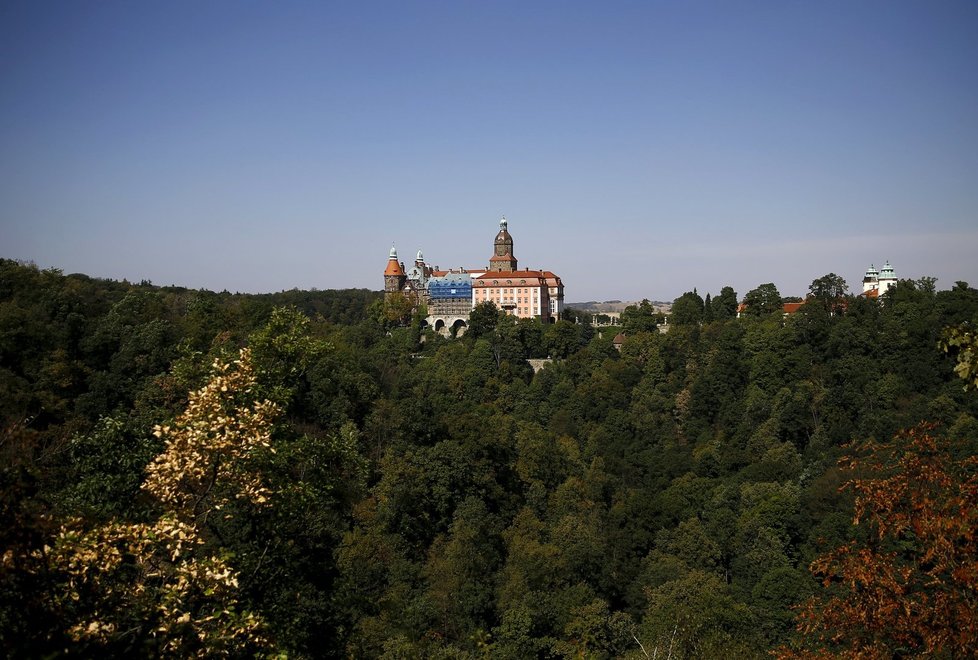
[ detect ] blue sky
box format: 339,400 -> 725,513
2,1 -> 976,302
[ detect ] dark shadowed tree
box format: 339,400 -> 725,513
620,299 -> 659,333
808,273 -> 848,302
713,286 -> 739,320
742,283 -> 782,317
466,301 -> 500,341
671,290 -> 705,326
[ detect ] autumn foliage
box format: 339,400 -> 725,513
777,423 -> 978,658
144,349 -> 280,519
34,350 -> 278,655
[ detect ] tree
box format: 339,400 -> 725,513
671,290 -> 705,326
916,276 -> 938,294
713,286 -> 739,320
544,320 -> 584,359
381,292 -> 414,328
808,273 -> 848,301
808,274 -> 848,315
637,570 -> 759,658
941,323 -> 978,390
36,350 -> 277,656
466,301 -> 500,341
778,423 -> 978,658
562,307 -> 587,325
620,299 -> 659,333
742,283 -> 782,317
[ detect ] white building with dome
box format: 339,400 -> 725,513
862,261 -> 898,297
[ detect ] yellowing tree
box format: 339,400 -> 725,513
44,349 -> 279,656
941,323 -> 978,390
144,349 -> 279,519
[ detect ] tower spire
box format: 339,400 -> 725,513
384,243 -> 406,295
489,216 -> 517,272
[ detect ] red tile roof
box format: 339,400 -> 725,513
475,269 -> 561,280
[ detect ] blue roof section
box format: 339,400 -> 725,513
428,274 -> 472,299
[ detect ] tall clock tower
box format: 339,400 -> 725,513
488,217 -> 518,272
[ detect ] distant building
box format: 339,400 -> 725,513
862,261 -> 897,298
732,260 -> 902,317
384,218 -> 564,333
612,332 -> 626,351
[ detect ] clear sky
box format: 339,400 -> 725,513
2,1 -> 976,302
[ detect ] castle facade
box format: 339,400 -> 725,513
384,218 -> 564,333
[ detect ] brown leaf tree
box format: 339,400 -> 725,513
776,422 -> 978,658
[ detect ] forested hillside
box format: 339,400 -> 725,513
2,257 -> 976,658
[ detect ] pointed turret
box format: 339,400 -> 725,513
384,244 -> 407,295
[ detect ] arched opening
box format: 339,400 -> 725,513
434,319 -> 445,332
451,319 -> 467,337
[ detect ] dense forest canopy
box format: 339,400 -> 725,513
1,257 -> 977,658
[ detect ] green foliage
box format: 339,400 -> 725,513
713,285 -> 739,320
545,320 -> 586,359
466,300 -> 500,341
637,570 -> 759,658
808,272 -> 848,301
4,257 -> 978,658
58,415 -> 162,520
620,299 -> 660,333
671,289 -> 705,326
941,323 -> 978,389
743,282 -> 782,316
382,291 -> 415,328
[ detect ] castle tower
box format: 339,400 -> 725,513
877,260 -> 897,295
384,244 -> 407,297
863,264 -> 879,293
489,216 -> 518,272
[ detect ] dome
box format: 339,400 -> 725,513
385,244 -> 405,276
879,261 -> 895,279
495,217 -> 513,245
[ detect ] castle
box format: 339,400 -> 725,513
384,218 -> 564,334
